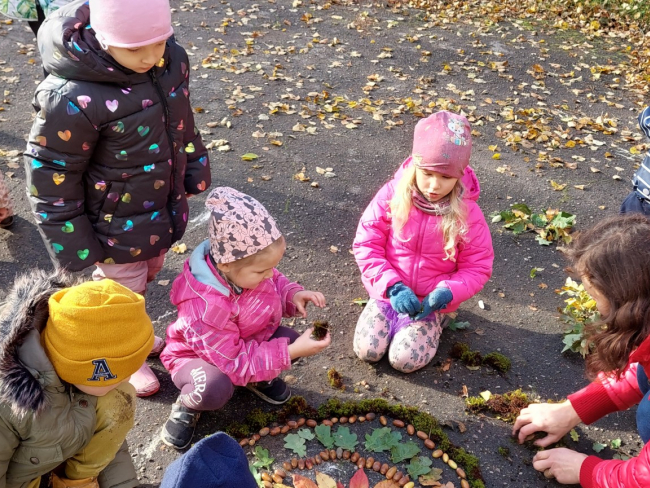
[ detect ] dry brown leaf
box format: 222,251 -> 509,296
373,481 -> 400,488
157,280 -> 170,286
441,358 -> 452,372
292,474 -> 319,488
590,167 -> 601,173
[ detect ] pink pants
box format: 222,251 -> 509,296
353,298 -> 444,373
92,255 -> 165,294
0,172 -> 13,221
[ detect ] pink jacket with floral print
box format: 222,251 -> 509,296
160,240 -> 303,386
353,158 -> 493,312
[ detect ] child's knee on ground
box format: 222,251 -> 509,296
353,299 -> 392,362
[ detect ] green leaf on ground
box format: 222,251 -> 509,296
592,442 -> 607,453
297,428 -> 315,440
390,440 -> 420,463
448,319 -> 470,331
252,446 -> 274,470
249,463 -> 263,488
333,426 -> 358,450
284,433 -> 307,457
418,467 -> 443,485
241,153 -> 259,161
407,456 -> 433,478
364,427 -> 402,452
569,429 -> 579,442
315,424 -> 335,449
352,297 -> 369,306
610,438 -> 621,449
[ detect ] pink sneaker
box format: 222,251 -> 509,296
149,335 -> 165,357
130,362 -> 160,397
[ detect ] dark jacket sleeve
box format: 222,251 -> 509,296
24,88 -> 103,271
182,74 -> 210,195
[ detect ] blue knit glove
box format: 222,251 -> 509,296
387,282 -> 421,316
413,287 -> 453,321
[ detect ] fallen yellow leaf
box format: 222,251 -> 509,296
172,243 -> 187,254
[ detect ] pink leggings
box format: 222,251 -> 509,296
174,326 -> 300,411
353,298 -> 444,373
92,255 -> 165,294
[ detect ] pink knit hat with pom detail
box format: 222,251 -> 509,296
206,187 -> 282,264
411,111 -> 472,179
90,0 -> 174,49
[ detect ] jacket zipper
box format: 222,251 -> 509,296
149,70 -> 177,212
413,216 -> 424,291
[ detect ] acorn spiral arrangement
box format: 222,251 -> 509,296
240,412 -> 471,488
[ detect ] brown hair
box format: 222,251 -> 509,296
562,213 -> 650,380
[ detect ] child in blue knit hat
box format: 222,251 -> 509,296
160,432 -> 257,488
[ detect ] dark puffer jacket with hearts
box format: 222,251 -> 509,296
24,1 -> 210,271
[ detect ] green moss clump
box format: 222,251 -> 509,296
461,350 -> 483,367
450,342 -> 470,359
327,368 -> 344,390
277,397 -> 318,424
483,352 -> 512,374
224,422 -> 251,439
246,409 -> 276,432
465,395 -> 487,413
498,446 -> 510,458
465,389 -> 531,423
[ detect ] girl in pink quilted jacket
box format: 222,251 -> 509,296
353,111 -> 493,373
159,187 -> 330,450
513,214 -> 650,488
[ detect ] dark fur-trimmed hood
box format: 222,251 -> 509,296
0,269 -> 79,415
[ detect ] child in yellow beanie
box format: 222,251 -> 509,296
0,270 -> 154,488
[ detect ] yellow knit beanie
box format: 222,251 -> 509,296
42,279 -> 154,387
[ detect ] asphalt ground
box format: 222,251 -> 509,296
0,1 -> 647,486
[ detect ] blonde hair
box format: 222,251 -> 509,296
389,165 -> 468,261
225,235 -> 286,270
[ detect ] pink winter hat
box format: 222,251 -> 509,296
411,111 -> 472,179
206,187 -> 282,264
90,0 -> 174,49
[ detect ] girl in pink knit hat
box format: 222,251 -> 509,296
353,111 -> 494,373
24,0 -> 211,397
159,187 -> 330,450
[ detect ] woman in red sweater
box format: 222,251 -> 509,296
513,213 -> 650,487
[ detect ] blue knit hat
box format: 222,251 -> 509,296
160,433 -> 258,488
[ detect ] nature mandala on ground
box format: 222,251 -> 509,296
240,404 -> 478,488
